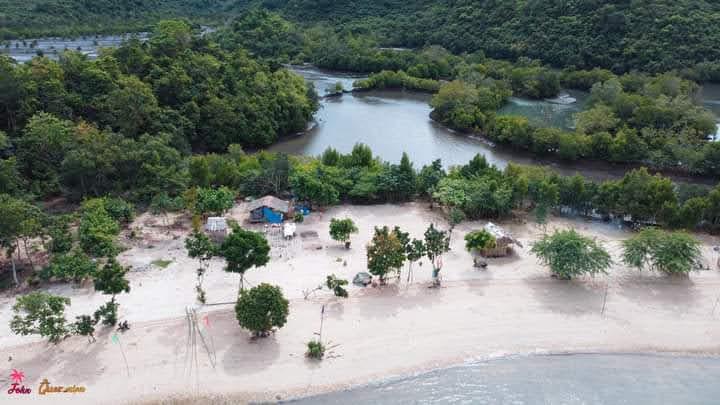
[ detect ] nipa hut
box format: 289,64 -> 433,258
481,222 -> 523,257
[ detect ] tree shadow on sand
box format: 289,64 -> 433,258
353,283 -> 442,320
220,333 -> 281,377
523,274 -> 606,316
613,273 -> 702,316
8,331 -> 107,387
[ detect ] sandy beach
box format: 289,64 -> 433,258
1,202 -> 720,404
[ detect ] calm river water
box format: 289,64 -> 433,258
3,38 -> 718,182
273,67 -> 713,183
292,354 -> 720,404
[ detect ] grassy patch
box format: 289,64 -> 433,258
151,259 -> 173,269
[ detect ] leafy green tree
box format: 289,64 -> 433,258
329,218 -> 359,248
617,168 -> 676,222
321,147 -> 341,166
79,199 -> 120,257
622,229 -> 702,275
405,238 -> 426,283
0,155 -> 21,196
395,152 -> 418,200
100,75 -> 159,138
220,225 -> 271,293
47,215 -> 73,254
532,179 -> 559,225
291,170 -> 340,208
93,302 -> 119,327
10,292 -> 70,343
72,315 -> 97,342
347,143 -> 374,168
15,112 -> 74,195
575,104 -> 620,135
41,250 -> 97,283
185,229 -> 217,303
418,159 -> 446,196
465,230 -> 496,252
366,226 -> 406,284
103,197 -> 135,224
93,258 -> 131,326
0,194 -> 42,286
195,186 -> 235,216
531,229 -> 612,279
235,283 -> 289,337
449,207 -> 466,230
326,274 -> 349,298
424,224 -> 451,286
150,192 -> 183,227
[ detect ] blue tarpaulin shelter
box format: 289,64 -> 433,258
263,207 -> 284,223
247,196 -> 292,223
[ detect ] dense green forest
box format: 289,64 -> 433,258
266,0 -> 720,75
0,0 -> 235,38
0,20 -> 317,201
6,1 -> 720,76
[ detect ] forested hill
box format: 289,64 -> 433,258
263,0 -> 720,73
0,0 -> 236,38
4,0 -> 720,72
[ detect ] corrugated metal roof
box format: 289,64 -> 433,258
205,217 -> 227,232
246,196 -> 290,213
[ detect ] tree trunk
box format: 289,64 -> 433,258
238,273 -> 245,295
10,254 -> 18,287
432,259 -> 441,287
23,238 -> 34,271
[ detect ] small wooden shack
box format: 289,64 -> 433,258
247,196 -> 292,223
205,217 -> 228,243
481,222 -> 523,257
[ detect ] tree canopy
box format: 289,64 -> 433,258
531,229 -> 612,279
235,283 -> 289,337
622,228 -> 702,275
220,225 -> 271,292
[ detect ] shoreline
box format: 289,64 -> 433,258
282,351 -> 720,404
2,203 -> 720,404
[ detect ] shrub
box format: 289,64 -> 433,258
306,339 -> 326,359
294,212 -> 305,223
465,230 -> 496,252
325,274 -> 349,297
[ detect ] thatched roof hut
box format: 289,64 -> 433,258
481,222 -> 523,257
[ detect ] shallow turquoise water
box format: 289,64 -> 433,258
291,354 -> 720,404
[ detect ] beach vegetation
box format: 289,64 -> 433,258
622,229 -> 702,275
10,292 -> 70,343
235,283 -> 289,337
220,225 -> 271,293
366,226 -> 406,283
531,229 -> 612,280
330,218 -> 359,249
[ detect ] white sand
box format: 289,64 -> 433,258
1,203 -> 720,404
